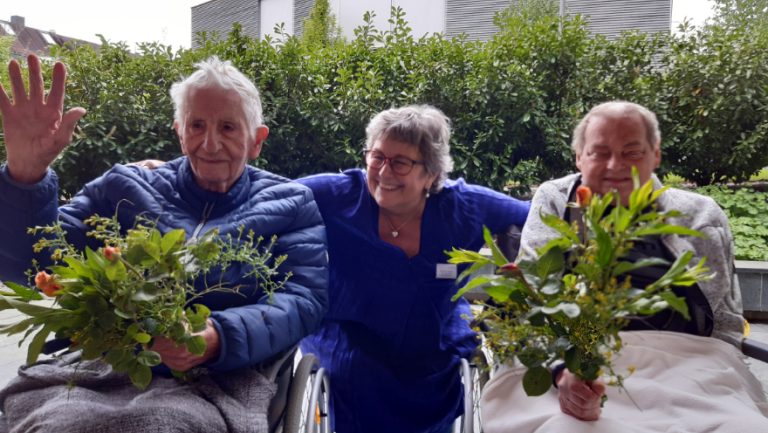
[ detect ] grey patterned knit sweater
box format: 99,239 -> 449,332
519,173 -> 745,347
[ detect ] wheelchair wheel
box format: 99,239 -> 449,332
457,358 -> 476,433
456,348 -> 493,433
283,354 -> 330,433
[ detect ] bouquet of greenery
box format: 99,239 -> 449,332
0,214 -> 290,389
447,175 -> 712,397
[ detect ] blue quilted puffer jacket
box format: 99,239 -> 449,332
0,157 -> 329,371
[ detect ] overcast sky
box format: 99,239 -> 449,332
0,0 -> 716,50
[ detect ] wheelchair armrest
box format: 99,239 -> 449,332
42,338 -> 71,355
742,337 -> 768,362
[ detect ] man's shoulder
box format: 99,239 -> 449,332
532,174 -> 580,203
245,167 -> 316,204
661,187 -> 721,216
660,187 -> 726,227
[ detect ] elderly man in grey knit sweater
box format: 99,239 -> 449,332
515,101 -> 746,422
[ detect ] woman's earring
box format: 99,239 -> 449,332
425,187 -> 431,198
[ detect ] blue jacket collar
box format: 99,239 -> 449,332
174,157 -> 251,218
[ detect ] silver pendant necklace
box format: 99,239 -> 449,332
382,211 -> 418,238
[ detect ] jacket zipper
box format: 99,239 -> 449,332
191,202 -> 215,241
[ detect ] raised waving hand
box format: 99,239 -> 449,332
0,54 -> 86,184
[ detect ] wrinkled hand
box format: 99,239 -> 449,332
0,54 -> 86,184
152,320 -> 221,372
556,369 -> 606,421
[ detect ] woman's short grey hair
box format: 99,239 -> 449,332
364,105 -> 454,193
170,57 -> 263,139
571,101 -> 661,154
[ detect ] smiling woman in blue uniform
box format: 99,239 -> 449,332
298,105 -> 530,433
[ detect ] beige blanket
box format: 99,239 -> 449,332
482,331 -> 768,433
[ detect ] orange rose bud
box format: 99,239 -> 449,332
34,271 -> 61,297
103,246 -> 121,261
497,262 -> 523,278
575,185 -> 592,207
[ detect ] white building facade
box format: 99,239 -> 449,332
191,0 -> 671,47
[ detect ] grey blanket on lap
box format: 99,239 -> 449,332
0,352 -> 276,433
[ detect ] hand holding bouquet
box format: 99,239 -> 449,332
447,173 -> 712,397
0,214 -> 289,389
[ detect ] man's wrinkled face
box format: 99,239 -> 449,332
175,87 -> 268,193
575,112 -> 660,205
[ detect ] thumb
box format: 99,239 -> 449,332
54,107 -> 87,148
590,379 -> 607,396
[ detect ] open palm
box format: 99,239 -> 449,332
0,54 -> 85,184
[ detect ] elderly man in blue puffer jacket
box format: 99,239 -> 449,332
0,54 -> 328,433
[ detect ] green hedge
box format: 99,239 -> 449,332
696,186 -> 768,261
1,3 -> 767,198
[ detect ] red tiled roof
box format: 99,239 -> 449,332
0,17 -> 100,58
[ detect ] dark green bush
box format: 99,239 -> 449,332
655,15 -> 768,184
0,2 -> 766,198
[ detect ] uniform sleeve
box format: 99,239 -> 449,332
480,188 -> 530,234
451,180 -> 530,236
207,186 -> 329,370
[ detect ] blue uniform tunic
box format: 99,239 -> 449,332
298,169 -> 529,433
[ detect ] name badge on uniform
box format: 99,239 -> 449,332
436,263 -> 457,279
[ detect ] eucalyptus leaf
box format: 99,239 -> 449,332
541,302 -> 580,318
129,364 -> 153,390
536,248 -> 564,281
522,366 -> 551,396
131,289 -> 161,302
539,279 -> 561,295
134,332 -> 152,344
185,335 -> 207,356
137,350 -> 162,367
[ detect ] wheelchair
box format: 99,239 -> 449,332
271,351 -> 331,433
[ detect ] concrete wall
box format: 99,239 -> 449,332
445,0 -> 509,40
566,0 -> 671,39
738,261 -> 768,319
192,0 -> 673,44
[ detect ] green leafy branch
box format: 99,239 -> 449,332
0,215 -> 289,389
447,173 -> 713,397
